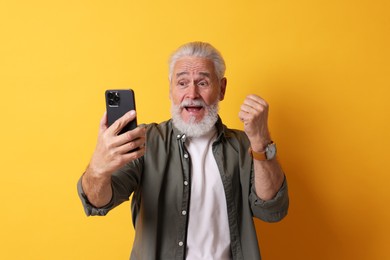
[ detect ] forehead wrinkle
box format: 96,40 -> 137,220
173,57 -> 215,79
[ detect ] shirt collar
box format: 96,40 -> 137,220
170,116 -> 226,143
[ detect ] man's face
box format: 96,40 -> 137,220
170,56 -> 226,123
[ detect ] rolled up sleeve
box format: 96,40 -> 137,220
77,177 -> 117,216
249,176 -> 289,222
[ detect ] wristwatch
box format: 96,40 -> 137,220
249,141 -> 277,161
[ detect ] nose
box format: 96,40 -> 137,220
186,82 -> 200,99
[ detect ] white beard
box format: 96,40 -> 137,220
171,99 -> 219,138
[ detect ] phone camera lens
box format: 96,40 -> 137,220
114,93 -> 120,102
107,91 -> 120,107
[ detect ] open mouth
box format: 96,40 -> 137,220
184,105 -> 203,113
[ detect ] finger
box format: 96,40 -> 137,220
246,94 -> 261,101
108,110 -> 137,135
121,145 -> 146,162
240,102 -> 260,117
116,134 -> 146,154
242,100 -> 268,117
245,94 -> 268,107
238,110 -> 249,122
99,111 -> 108,133
246,94 -> 268,104
114,126 -> 146,147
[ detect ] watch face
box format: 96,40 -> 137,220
265,143 -> 276,160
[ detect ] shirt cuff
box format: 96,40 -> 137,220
250,176 -> 289,222
77,177 -> 115,216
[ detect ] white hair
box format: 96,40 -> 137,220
168,42 -> 226,81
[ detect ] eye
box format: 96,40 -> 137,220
177,80 -> 188,88
197,80 -> 209,87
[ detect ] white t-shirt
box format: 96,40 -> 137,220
185,128 -> 231,260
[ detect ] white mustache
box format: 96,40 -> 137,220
180,99 -> 206,108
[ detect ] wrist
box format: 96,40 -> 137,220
250,137 -> 272,152
249,141 -> 277,161
85,164 -> 111,182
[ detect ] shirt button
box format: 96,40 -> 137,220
184,181 -> 188,186
178,241 -> 184,247
182,210 -> 187,215
184,153 -> 189,159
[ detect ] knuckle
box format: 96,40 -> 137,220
128,141 -> 135,150
257,104 -> 267,114
128,152 -> 138,161
112,122 -> 121,134
123,113 -> 133,124
101,130 -> 109,140
126,131 -> 134,141
115,157 -> 125,166
108,147 -> 118,158
107,151 -> 115,162
256,104 -> 264,111
118,120 -> 126,130
106,139 -> 115,149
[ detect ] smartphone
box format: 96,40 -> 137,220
105,89 -> 137,135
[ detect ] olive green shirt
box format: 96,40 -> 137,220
77,118 -> 289,260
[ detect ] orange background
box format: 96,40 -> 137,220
1,0 -> 389,259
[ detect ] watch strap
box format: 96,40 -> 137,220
248,147 -> 267,161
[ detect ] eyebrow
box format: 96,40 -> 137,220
199,72 -> 211,78
176,72 -> 189,78
175,72 -> 211,78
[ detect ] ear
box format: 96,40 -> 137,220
219,77 -> 227,101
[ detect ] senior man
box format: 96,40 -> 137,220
78,41 -> 289,260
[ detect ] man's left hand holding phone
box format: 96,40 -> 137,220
81,89 -> 146,208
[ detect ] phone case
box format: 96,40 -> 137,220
105,89 -> 137,135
